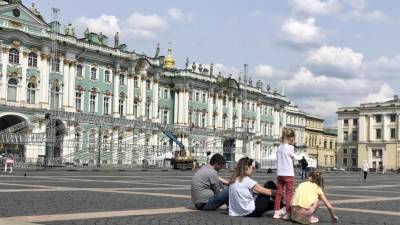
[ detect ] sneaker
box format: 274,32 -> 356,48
310,215 -> 319,223
282,212 -> 290,220
273,210 -> 282,219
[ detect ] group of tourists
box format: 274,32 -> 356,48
191,127 -> 338,224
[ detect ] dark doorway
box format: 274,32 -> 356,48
223,139 -> 236,162
46,119 -> 64,159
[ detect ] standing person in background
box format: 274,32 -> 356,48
4,153 -> 15,173
300,157 -> 308,180
362,160 -> 369,182
273,127 -> 296,220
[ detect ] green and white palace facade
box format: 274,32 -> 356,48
0,1 -> 305,167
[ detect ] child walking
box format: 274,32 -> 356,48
291,171 -> 338,224
273,127 -> 295,220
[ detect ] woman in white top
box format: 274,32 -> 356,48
229,157 -> 277,217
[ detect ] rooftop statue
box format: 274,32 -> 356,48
114,32 -> 119,48
256,80 -> 263,89
185,57 -> 189,69
155,43 -> 160,58
84,28 -> 90,41
30,3 -> 40,15
98,32 -> 104,44
267,84 -> 271,92
192,62 -> 196,71
210,63 -> 214,76
248,77 -> 253,86
198,64 -> 203,73
64,23 -> 75,37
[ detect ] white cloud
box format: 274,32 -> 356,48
126,13 -> 167,30
358,83 -> 394,103
301,99 -> 342,125
289,0 -> 341,15
250,10 -> 265,18
341,10 -> 391,23
74,12 -> 168,41
168,8 -> 193,23
254,64 -> 288,80
280,67 -> 367,98
305,45 -> 364,77
342,0 -> 366,11
279,17 -> 326,48
75,15 -> 120,37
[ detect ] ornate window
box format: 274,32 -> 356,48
119,98 -> 125,117
27,82 -> 36,104
145,103 -> 150,118
195,92 -> 199,102
119,74 -> 125,85
164,89 -> 168,99
103,96 -> 110,115
133,101 -> 138,117
163,110 -> 168,124
202,93 -> 206,103
134,76 -> 139,87
189,91 -> 193,101
28,52 -> 37,67
90,67 -> 97,80
8,48 -> 19,64
76,65 -> 83,77
146,79 -> 151,89
104,70 -> 110,82
50,81 -> 62,109
51,58 -> 60,72
7,78 -> 18,102
89,92 -> 97,113
75,91 -> 82,111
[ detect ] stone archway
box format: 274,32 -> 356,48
0,114 -> 27,159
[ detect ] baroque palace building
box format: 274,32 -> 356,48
337,96 -> 400,171
0,0 -> 336,168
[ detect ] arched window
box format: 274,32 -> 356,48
133,100 -> 138,117
51,58 -> 60,72
103,95 -> 110,115
146,79 -> 151,89
119,95 -> 125,117
76,65 -> 83,77
28,52 -> 37,67
104,70 -> 110,82
9,48 -> 19,64
50,81 -> 61,109
119,74 -> 125,85
91,67 -> 97,80
7,78 -> 18,102
27,82 -> 36,104
75,91 -> 82,111
134,76 -> 139,87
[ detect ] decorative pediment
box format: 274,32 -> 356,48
0,3 -> 49,32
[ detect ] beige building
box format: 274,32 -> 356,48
337,96 -> 400,171
304,114 -> 337,168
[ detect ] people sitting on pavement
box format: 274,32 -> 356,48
229,157 -> 279,217
291,171 -> 338,224
191,153 -> 229,210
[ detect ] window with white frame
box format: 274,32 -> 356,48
75,91 -> 82,111
7,78 -> 18,102
104,70 -> 110,82
202,93 -> 206,103
51,58 -> 60,72
119,98 -> 125,117
28,52 -> 37,67
119,74 -> 125,85
76,65 -> 83,77
164,89 -> 168,99
103,96 -> 110,115
90,67 -> 97,80
50,81 -> 62,109
134,76 -> 139,87
26,82 -> 36,104
90,93 -> 96,113
146,79 -> 151,89
8,48 -> 19,64
133,101 -> 138,117
196,92 -> 200,102
145,103 -> 150,118
163,110 -> 168,124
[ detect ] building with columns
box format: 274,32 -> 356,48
304,114 -> 337,168
337,96 -> 400,171
285,104 -> 306,153
0,1 -> 296,166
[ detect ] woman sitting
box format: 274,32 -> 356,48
229,157 -> 278,217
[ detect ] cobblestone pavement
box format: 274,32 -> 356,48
0,169 -> 399,225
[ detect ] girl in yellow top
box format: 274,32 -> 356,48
291,171 -> 338,224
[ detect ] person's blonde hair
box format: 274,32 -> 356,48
229,157 -> 253,184
281,127 -> 295,143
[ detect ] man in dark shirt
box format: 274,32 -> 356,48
299,156 -> 308,179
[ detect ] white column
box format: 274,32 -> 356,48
358,116 -> 365,142
207,94 -> 213,127
62,60 -> 70,109
369,115 -> 374,141
256,104 -> 261,134
238,100 -> 243,128
140,74 -> 146,118
217,94 -> 223,128
228,98 -> 233,129
183,89 -> 189,125
178,89 -> 184,124
40,54 -> 50,109
0,47 -> 7,102
126,75 -> 134,119
174,90 -> 179,124
382,114 -> 388,141
19,51 -> 29,105
69,63 -> 76,110
152,79 -> 159,121
398,114 -> 400,140
113,68 -> 120,117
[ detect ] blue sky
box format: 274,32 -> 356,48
25,0 -> 400,126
